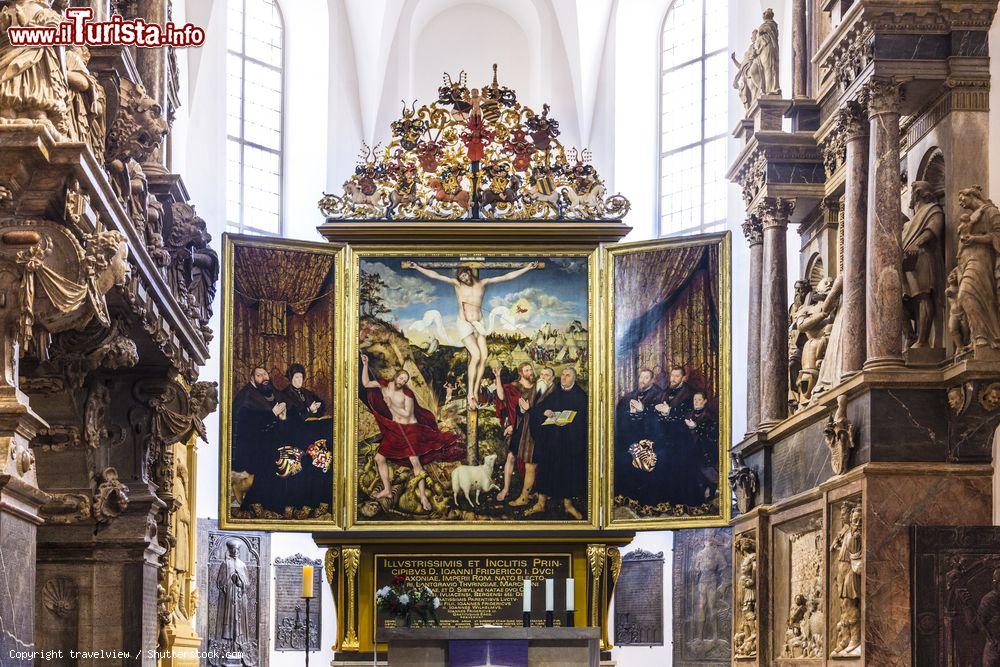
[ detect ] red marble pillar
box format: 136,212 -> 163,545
839,102 -> 870,376
743,215 -> 764,434
758,198 -> 795,427
864,80 -> 905,369
791,0 -> 809,98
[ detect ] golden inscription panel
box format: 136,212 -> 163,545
374,554 -> 572,628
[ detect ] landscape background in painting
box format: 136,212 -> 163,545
611,239 -> 724,523
226,239 -> 336,524
354,253 -> 591,524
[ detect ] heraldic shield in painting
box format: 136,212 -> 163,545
221,235 -> 340,528
606,234 -> 731,529
351,251 -> 594,526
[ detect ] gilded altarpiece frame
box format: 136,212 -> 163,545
602,233 -> 732,530
219,235 -> 344,531
343,244 -> 600,531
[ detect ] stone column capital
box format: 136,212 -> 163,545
741,215 -> 764,246
836,100 -> 869,141
864,78 -> 904,117
757,197 -> 795,229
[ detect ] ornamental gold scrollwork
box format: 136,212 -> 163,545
342,546 -> 361,651
587,543 -> 606,630
318,65 -> 629,222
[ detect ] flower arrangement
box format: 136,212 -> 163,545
375,574 -> 441,627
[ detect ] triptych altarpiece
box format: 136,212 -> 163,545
217,68 -> 731,535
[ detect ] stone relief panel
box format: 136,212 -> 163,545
913,526 -> 1000,666
196,519 -> 270,667
829,497 -> 863,658
733,531 -> 758,660
774,514 -> 824,660
673,528 -> 732,666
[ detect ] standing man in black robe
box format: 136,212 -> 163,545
232,367 -> 287,512
526,367 -> 588,520
654,365 -> 701,507
615,368 -> 666,505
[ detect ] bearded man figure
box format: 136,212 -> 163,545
232,366 -> 288,512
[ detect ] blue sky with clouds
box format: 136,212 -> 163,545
361,256 -> 588,344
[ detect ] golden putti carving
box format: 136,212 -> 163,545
319,65 -> 630,222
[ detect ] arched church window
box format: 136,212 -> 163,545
227,0 -> 284,236
659,0 -> 728,236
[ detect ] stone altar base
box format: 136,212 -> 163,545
377,627 -> 600,667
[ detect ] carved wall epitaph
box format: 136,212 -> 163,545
613,549 -> 664,646
673,528 -> 732,666
274,554 -> 321,651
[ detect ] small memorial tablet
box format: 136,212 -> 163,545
274,554 -> 322,651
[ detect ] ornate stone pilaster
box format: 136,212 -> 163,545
864,79 -> 906,369
839,101 -> 870,376
742,215 -> 765,434
758,197 -> 795,427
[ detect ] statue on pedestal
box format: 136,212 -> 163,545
950,186 -> 1000,354
902,181 -> 945,349
755,9 -> 781,97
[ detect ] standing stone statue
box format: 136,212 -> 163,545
732,30 -> 763,112
0,0 -> 71,136
216,540 -> 252,660
830,504 -> 862,657
755,9 -> 782,97
951,186 -> 1000,354
791,277 -> 841,409
902,181 -> 945,349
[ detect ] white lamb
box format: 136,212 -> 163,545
450,454 -> 498,507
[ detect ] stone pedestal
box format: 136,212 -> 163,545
376,627 -> 601,667
0,475 -> 47,666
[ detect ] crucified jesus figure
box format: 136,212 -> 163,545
407,261 -> 538,409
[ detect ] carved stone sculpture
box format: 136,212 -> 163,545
106,78 -> 169,263
732,31 -> 763,112
215,539 -> 256,665
729,453 -> 759,514
0,0 -> 71,136
790,277 -> 841,409
167,202 -> 219,342
903,181 -> 945,349
93,466 -> 129,527
830,503 -> 863,657
782,520 -> 824,658
733,533 -> 758,659
950,186 -> 1000,354
65,45 -> 107,163
0,222 -> 127,388
824,395 -> 855,476
754,9 -> 781,97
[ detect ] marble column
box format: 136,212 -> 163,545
743,216 -> 764,435
758,198 -> 794,427
864,80 -> 905,369
839,102 -> 870,376
791,0 -> 809,98
135,0 -> 170,172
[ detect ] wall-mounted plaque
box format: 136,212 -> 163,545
913,526 -> 1000,666
274,554 -> 322,651
613,548 -> 664,646
196,519 -> 270,667
374,554 -> 571,628
673,528 -> 732,665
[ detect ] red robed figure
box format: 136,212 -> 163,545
363,380 -> 465,466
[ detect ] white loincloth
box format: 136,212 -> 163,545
456,315 -> 488,340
